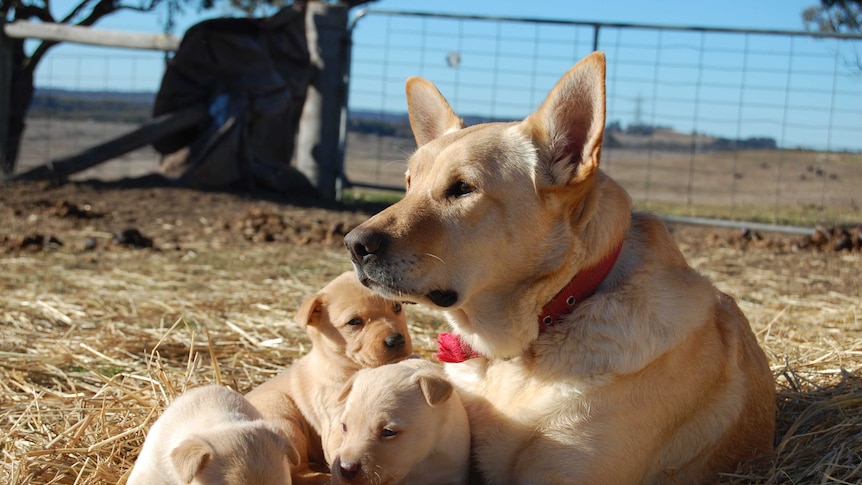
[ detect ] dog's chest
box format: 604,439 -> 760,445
447,359 -> 593,478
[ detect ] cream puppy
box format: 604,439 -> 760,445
246,271 -> 413,484
127,384 -> 297,485
330,359 -> 470,485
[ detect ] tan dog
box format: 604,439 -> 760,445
344,52 -> 776,484
331,359 -> 470,485
127,384 -> 297,485
245,271 -> 413,484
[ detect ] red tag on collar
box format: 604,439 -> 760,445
434,332 -> 482,363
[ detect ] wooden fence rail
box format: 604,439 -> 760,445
3,20 -> 181,51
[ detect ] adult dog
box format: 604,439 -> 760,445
344,52 -> 775,484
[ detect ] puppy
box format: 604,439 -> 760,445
245,271 -> 413,484
344,52 -> 776,484
331,359 -> 470,485
127,384 -> 297,485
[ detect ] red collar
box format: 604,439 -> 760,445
537,240 -> 624,331
435,241 -> 624,363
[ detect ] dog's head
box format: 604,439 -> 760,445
331,362 -> 455,485
297,271 -> 413,368
170,420 -> 299,485
345,52 -> 630,359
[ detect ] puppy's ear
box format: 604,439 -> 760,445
171,436 -> 212,483
414,372 -> 453,407
294,294 -> 324,328
283,436 -> 301,468
406,77 -> 465,146
525,51 -> 606,188
336,375 -> 356,404
262,422 -> 301,468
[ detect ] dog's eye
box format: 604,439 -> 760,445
381,428 -> 397,438
347,317 -> 363,327
342,423 -> 347,433
446,180 -> 474,198
392,302 -> 402,314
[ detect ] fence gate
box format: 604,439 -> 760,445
343,9 -> 862,228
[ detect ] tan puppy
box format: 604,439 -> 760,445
127,384 -> 297,485
246,271 -> 413,484
344,52 -> 776,484
331,359 -> 470,485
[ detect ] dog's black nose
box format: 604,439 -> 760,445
339,459 -> 361,480
384,333 -> 405,348
345,226 -> 387,263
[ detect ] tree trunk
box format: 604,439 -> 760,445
1,0 -> 118,176
2,37 -> 35,175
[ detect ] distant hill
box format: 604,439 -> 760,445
347,109 -> 515,139
29,90 -> 777,152
347,110 -> 778,152
30,89 -> 155,124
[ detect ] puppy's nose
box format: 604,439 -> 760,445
345,226 -> 387,263
339,459 -> 361,480
384,333 -> 406,348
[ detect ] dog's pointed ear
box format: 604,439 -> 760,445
413,371 -> 453,406
406,77 -> 465,146
171,436 -> 212,482
525,51 -> 606,187
294,294 -> 324,328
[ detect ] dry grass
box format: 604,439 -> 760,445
1,232 -> 860,484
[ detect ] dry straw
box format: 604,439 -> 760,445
1,238 -> 859,484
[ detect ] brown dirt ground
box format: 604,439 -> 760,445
1,175 -> 858,291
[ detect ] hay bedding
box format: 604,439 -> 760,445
1,180 -> 860,484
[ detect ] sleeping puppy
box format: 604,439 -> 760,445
245,271 -> 413,484
331,359 -> 470,485
127,384 -> 297,485
344,52 -> 776,484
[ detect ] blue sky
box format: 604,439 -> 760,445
30,0 -> 861,151
92,0 -> 821,34
39,0 -> 826,82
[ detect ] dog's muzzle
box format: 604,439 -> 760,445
384,333 -> 406,349
345,226 -> 460,308
344,226 -> 387,266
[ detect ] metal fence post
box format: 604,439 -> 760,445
592,24 -> 600,52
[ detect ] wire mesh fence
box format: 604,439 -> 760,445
18,47 -> 166,182
15,10 -> 862,227
345,10 -> 862,227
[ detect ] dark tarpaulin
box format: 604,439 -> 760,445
152,3 -> 314,193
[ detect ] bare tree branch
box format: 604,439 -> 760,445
803,0 -> 862,33
14,4 -> 55,22
59,0 -> 99,24
28,0 -> 166,69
